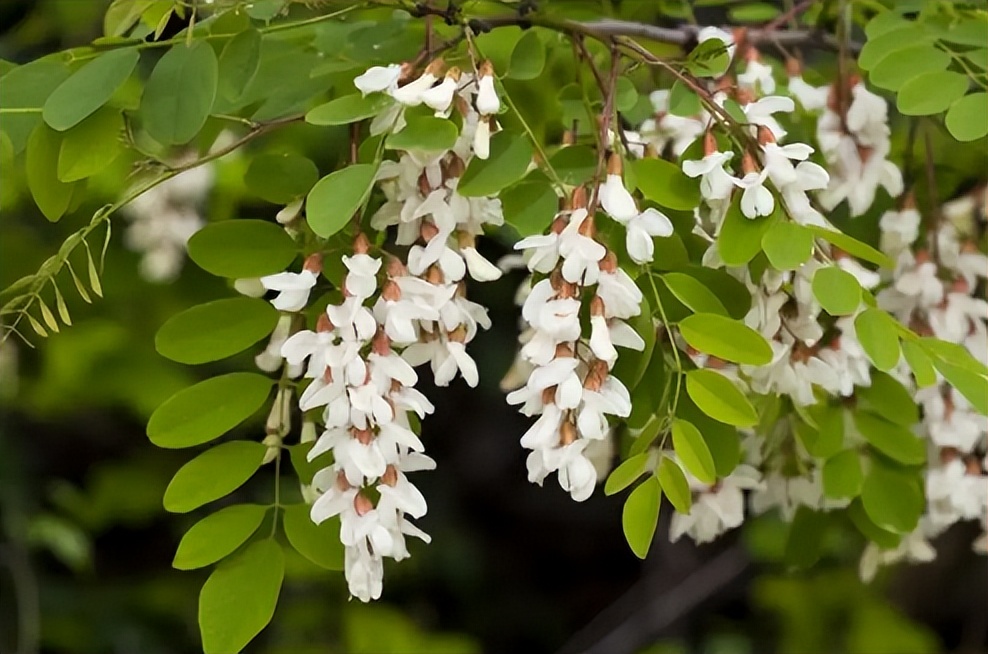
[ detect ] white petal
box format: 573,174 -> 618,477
462,247 -> 503,281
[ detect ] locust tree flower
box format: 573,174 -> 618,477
261,253 -> 322,312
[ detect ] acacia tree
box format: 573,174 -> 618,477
1,0 -> 986,651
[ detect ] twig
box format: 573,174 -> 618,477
763,0 -> 817,32
923,125 -> 942,262
589,46 -> 622,215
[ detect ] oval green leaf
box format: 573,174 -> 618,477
807,226 -> 894,269
869,45 -> 950,91
43,48 -> 138,131
622,476 -> 661,559
685,369 -> 758,427
661,273 -> 728,316
155,298 -> 279,365
945,92 -> 988,142
282,504 -> 344,570
306,163 -> 377,238
822,450 -> 864,500
678,313 -> 772,365
26,122 -> 74,222
812,266 -> 861,316
856,371 -> 918,427
502,180 -> 558,237
57,107 -> 124,182
853,410 -> 926,465
897,71 -> 969,116
762,221 -> 814,270
386,116 -> 459,152
861,464 -> 923,533
718,198 -> 774,266
633,158 -> 700,211
173,504 -> 269,570
164,441 -> 266,513
199,539 -> 284,654
657,456 -> 692,514
508,30 -> 546,80
141,41 -> 218,145
148,372 -> 273,448
217,28 -> 261,103
457,131 -> 533,197
244,153 -> 319,204
306,92 -> 395,125
188,219 -> 298,278
604,452 -> 650,496
854,308 -> 901,371
671,418 -> 717,484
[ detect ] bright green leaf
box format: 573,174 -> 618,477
668,79 -> 701,117
457,132 -> 533,197
807,226 -> 894,269
604,453 -> 651,496
857,371 -> 919,427
307,163 -> 377,238
199,539 -> 284,654
502,181 -> 558,237
678,313 -> 772,365
306,93 -> 395,126
43,48 -> 138,131
660,273 -> 728,316
187,219 -> 298,278
686,369 -> 758,427
549,145 -> 596,185
508,30 -> 546,80
847,499 -> 901,549
622,476 -> 661,559
0,57 -> 71,153
897,71 -> 969,116
671,418 -> 717,484
762,221 -> 814,270
932,359 -> 988,416
812,266 -> 861,316
56,107 -> 123,182
869,45 -> 950,91
386,116 -> 459,152
173,504 -> 268,570
147,373 -> 273,448
633,158 -> 700,211
858,25 -> 931,70
902,339 -> 937,388
141,41 -> 218,145
155,298 -> 279,365
718,198 -> 774,266
163,441 -> 266,513
822,450 -> 864,500
861,463 -> 923,533
945,92 -> 988,142
854,308 -> 901,371
657,456 -> 692,514
282,504 -> 344,570
854,411 -> 926,465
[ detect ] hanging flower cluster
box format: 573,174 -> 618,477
250,56 -> 506,601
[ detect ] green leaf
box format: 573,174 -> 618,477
939,17 -> 988,46
141,41 -> 219,145
156,298 -> 279,365
549,145 -> 596,185
615,76 -> 638,112
56,107 -> 123,182
187,219 -> 298,278
147,372 -> 273,448
865,11 -> 908,39
508,30 -> 545,80
622,476 -> 661,559
676,394 -> 740,477
718,198 -> 774,266
502,181 -> 558,237
43,48 -> 138,131
853,411 -> 926,465
678,313 -> 772,365
671,418 -> 717,484
854,308 -> 901,371
386,116 -> 459,152
762,221 -> 814,270
604,453 -> 651,496
173,504 -> 268,570
847,499 -> 901,549
306,163 -> 377,238
306,93 -> 394,126
164,441 -> 266,513
668,79 -> 701,117
685,266 -> 751,319
244,153 -> 320,204
660,273 -> 728,316
632,158 -> 700,211
686,38 -> 730,78
784,507 -> 827,569
869,45 -> 950,91
685,369 -> 758,427
897,71 -> 969,116
812,266 -> 861,316
857,372 -> 918,427
104,0 -> 155,36
858,25 -> 931,70
945,93 -> 988,142
26,122 -> 74,222
807,226 -> 894,269
902,339 -> 937,388
199,539 -> 284,654
282,504 -> 344,570
822,450 -> 864,500
217,28 -> 261,103
657,456 -> 692,513
729,2 -> 779,22
918,337 -> 988,375
861,463 -> 923,533
0,57 -> 71,153
457,132 -> 532,197
932,359 -> 988,416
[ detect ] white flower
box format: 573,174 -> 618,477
733,170 -> 774,218
669,464 -> 763,544
461,246 -> 503,281
558,209 -> 606,283
473,117 -> 491,160
577,376 -> 632,439
859,528 -> 936,583
596,267 -> 643,319
837,257 -> 880,290
260,269 -> 318,312
434,340 -> 480,387
624,207 -> 674,264
599,173 -> 639,221
354,64 -> 402,96
421,75 -> 458,114
739,58 -> 776,94
392,72 -> 437,106
343,254 -> 382,300
476,71 -> 500,115
788,75 -> 828,112
743,96 -> 795,140
683,151 -> 735,201
514,231 -> 561,274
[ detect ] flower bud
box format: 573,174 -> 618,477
303,252 -> 323,274
354,492 -> 374,516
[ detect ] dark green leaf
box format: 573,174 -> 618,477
857,371 -> 918,427
26,122 -> 74,222
57,107 -> 123,182
668,79 -> 701,117
0,57 -> 71,153
307,164 -> 377,238
457,132 -> 533,197
199,539 -> 284,654
187,219 -> 298,278
217,28 -> 261,102
847,499 -> 901,548
244,153 -> 320,204
164,441 -> 267,513
43,48 -> 138,131
173,504 -> 268,570
141,41 -> 218,145
147,372 -> 273,448
784,507 -> 826,568
549,145 -> 596,185
155,298 -> 279,365
661,273 -> 728,316
502,181 -> 558,237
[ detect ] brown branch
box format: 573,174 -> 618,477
589,47 -> 622,216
